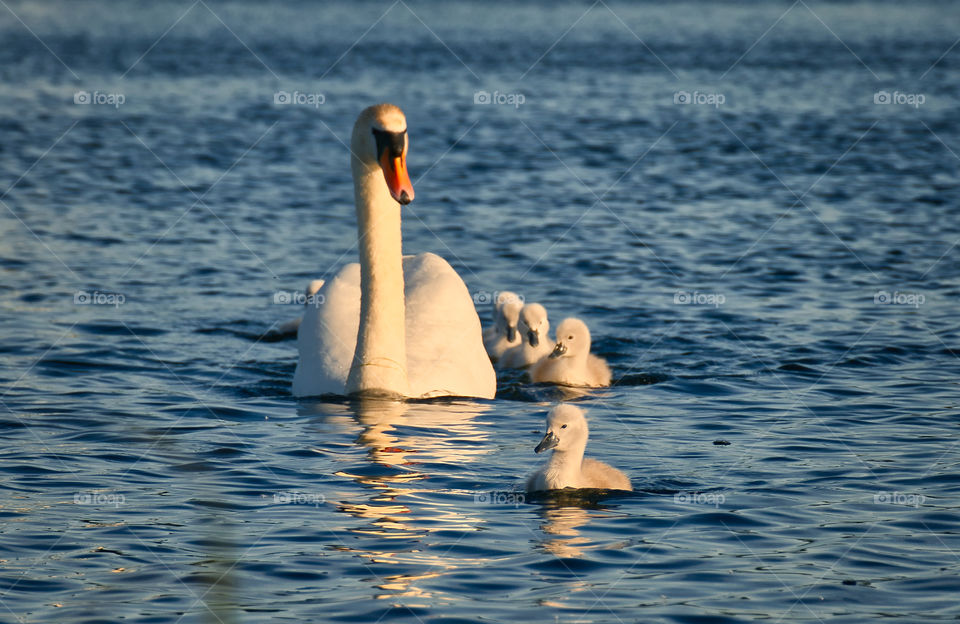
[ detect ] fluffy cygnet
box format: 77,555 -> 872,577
483,291 -> 519,343
530,318 -> 611,387
527,405 -> 631,492
483,291 -> 523,361
499,303 -> 554,369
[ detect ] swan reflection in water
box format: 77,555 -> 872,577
532,495 -> 631,560
298,398 -> 493,601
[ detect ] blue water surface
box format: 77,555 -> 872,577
1,1 -> 959,622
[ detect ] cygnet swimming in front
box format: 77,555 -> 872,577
527,405 -> 631,492
499,302 -> 554,369
483,291 -> 523,361
530,317 -> 611,387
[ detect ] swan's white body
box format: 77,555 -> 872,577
483,292 -> 523,361
294,254 -> 495,398
293,104 -> 496,399
531,318 -> 611,387
500,302 -> 554,369
527,405 -> 631,492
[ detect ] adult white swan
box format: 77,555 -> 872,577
293,104 -> 496,399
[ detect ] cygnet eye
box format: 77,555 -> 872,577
560,424 -> 567,429
567,335 -> 574,340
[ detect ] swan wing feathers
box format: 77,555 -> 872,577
292,263 -> 361,397
403,253 -> 496,399
293,254 -> 495,399
581,458 -> 631,491
587,354 -> 613,387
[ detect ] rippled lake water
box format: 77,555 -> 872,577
2,1 -> 959,622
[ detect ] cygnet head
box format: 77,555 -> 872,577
494,290 -> 522,322
351,103 -> 414,205
535,404 -> 589,454
501,298 -> 524,342
519,303 -> 549,347
550,318 -> 591,359
495,290 -> 521,311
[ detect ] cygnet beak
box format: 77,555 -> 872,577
527,329 -> 539,347
549,342 -> 567,359
535,430 -> 559,453
506,325 -> 517,342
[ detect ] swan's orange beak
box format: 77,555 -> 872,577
380,149 -> 414,205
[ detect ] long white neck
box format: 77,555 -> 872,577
345,160 -> 409,397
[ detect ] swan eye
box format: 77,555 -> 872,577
372,128 -> 407,159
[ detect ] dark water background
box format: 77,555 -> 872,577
2,1 -> 959,622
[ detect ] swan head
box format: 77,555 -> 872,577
351,103 -> 414,205
549,317 -> 591,359
535,404 -> 588,453
519,303 -> 549,347
501,298 -> 524,342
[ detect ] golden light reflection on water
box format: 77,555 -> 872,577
539,505 -> 592,558
301,398 -> 496,601
532,494 -> 634,563
376,570 -> 444,599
